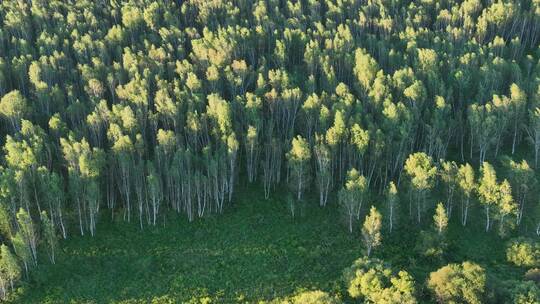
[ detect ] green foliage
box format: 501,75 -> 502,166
14,209 -> 36,266
11,233 -> 31,276
0,204 -> 13,240
478,163 -> 499,209
385,181 -> 398,233
362,206 -> 382,257
354,48 -> 379,93
524,268 -> 540,284
287,136 -> 311,201
457,163 -> 476,226
506,238 -> 540,268
40,211 -> 57,264
478,162 -> 518,234
0,244 -> 21,296
404,153 -> 436,223
502,157 -> 536,225
404,153 -> 436,193
427,262 -> 486,304
415,230 -> 447,261
0,90 -> 28,131
7,192 -> 365,303
0,187 -> 528,303
510,281 -> 540,304
287,290 -> 340,304
0,0 -> 538,301
343,257 -> 416,304
433,203 -> 448,235
339,168 -> 368,233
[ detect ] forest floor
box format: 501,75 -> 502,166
7,185 -> 527,303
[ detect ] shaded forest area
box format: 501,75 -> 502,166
0,0 -> 539,303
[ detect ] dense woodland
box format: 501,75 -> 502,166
0,0 -> 539,303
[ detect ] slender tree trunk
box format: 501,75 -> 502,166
535,146 -> 538,168
485,206 -> 490,232
416,192 -> 424,224
409,190 -> 413,219
58,206 -> 66,238
23,261 -> 28,278
512,126 -> 517,154
77,198 -> 84,236
389,205 -> 393,233
348,213 -> 353,233
297,174 -> 302,201
462,197 -> 470,226
33,186 -> 42,214
517,193 -> 525,225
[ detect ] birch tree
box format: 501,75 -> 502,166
11,208 -> 36,276
503,158 -> 536,225
245,125 -> 259,183
109,131 -> 135,222
0,90 -> 28,132
457,163 -> 476,226
61,137 -> 104,236
339,168 -> 368,233
40,171 -> 66,238
146,162 -> 162,226
508,83 -> 527,154
477,162 -> 517,234
426,96 -> 452,160
286,136 -> 311,201
362,206 -> 382,257
440,161 -> 458,218
524,107 -> 540,167
478,162 -> 499,232
496,180 -> 517,236
314,135 -> 332,206
404,152 -> 437,224
40,211 -> 57,264
15,208 -> 37,265
468,103 -> 497,163
433,203 -> 448,235
385,181 -> 398,233
0,244 -> 20,296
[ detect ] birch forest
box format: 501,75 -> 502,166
0,0 -> 539,303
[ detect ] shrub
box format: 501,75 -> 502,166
289,290 -> 340,304
507,238 -> 540,268
427,262 -> 486,304
343,257 -> 416,304
511,281 -> 540,304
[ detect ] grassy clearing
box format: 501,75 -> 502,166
8,187 -> 362,303
7,186 -> 526,303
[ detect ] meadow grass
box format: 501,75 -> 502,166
8,185 -> 525,303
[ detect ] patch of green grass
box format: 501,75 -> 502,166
7,186 -> 526,303
8,187 -> 362,303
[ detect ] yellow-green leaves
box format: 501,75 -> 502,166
433,203 -> 448,235
0,90 -> 28,131
343,257 -> 416,303
404,152 -> 436,192
362,206 -> 382,257
507,238 -> 540,268
428,262 -> 486,304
